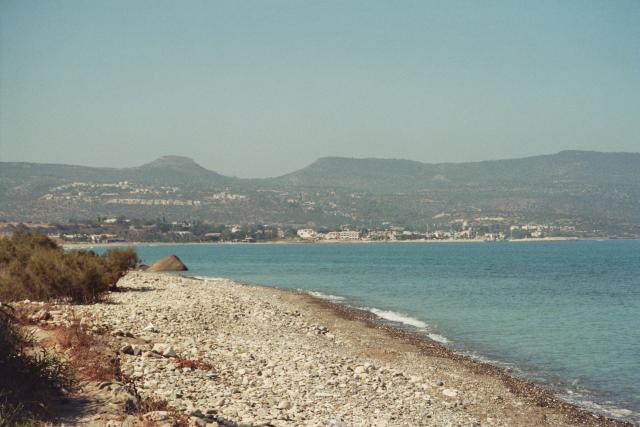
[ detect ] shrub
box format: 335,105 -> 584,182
0,233 -> 138,304
103,248 -> 138,289
23,249 -> 69,301
63,250 -> 110,304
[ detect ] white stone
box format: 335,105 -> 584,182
163,346 -> 178,358
441,388 -> 459,398
152,343 -> 168,354
277,400 -> 291,410
143,322 -> 159,332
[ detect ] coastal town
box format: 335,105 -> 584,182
0,216 -> 593,245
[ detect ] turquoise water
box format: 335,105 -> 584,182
96,241 -> 640,422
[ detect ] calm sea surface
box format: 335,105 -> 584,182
94,241 -> 640,422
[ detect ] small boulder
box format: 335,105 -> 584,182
148,255 -> 188,272
38,310 -> 52,321
152,343 -> 168,354
277,400 -> 291,410
442,388 -> 459,398
143,322 -> 159,333
162,346 -> 178,358
189,417 -> 207,427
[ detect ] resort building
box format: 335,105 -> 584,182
339,230 -> 360,240
297,229 -> 317,240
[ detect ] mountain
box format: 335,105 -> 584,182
143,155 -> 204,170
136,155 -> 220,178
0,151 -> 639,233
274,151 -> 640,191
0,156 -> 230,198
125,156 -> 230,186
273,157 -> 429,191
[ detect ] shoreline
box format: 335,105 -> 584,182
62,236 -> 626,250
296,289 -> 634,426
229,277 -> 636,426
72,272 -> 633,426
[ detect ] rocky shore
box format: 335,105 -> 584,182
62,272 -> 630,426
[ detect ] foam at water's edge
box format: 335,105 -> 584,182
304,290 -> 346,302
366,308 -> 453,343
300,291 -> 451,343
364,307 -> 428,329
427,333 -> 450,344
461,351 -> 640,424
194,275 -> 238,283
565,397 -> 639,423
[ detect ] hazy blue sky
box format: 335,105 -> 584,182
1,1 -> 639,177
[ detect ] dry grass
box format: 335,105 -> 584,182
175,358 -> 214,371
120,375 -> 189,427
169,411 -> 189,427
49,318 -> 119,382
11,303 -> 53,326
137,395 -> 169,412
0,303 -> 72,425
138,410 -> 189,427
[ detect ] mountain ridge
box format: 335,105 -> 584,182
274,150 -> 640,190
3,149 -> 640,179
1,150 -> 639,229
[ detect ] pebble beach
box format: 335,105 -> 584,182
65,272 -> 630,426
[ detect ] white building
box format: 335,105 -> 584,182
297,229 -> 317,239
339,230 -> 360,240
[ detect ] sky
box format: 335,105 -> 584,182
1,1 -> 639,178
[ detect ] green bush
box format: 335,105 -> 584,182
103,248 -> 138,289
0,303 -> 72,426
0,233 -> 138,304
63,250 -> 110,304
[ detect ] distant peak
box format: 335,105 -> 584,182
144,156 -> 204,169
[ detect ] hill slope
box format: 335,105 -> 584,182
0,156 -> 231,199
274,151 -> 640,191
0,151 -> 638,230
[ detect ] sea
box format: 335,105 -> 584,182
93,240 -> 640,423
